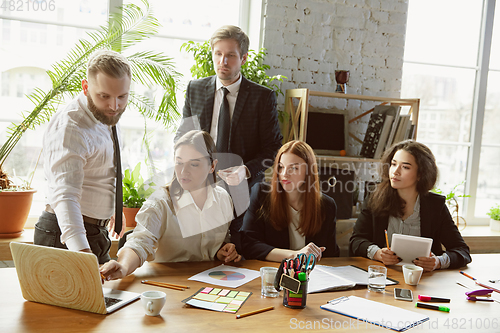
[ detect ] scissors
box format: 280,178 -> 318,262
295,254 -> 307,272
304,253 -> 316,273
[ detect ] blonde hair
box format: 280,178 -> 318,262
87,50 -> 131,80
210,25 -> 249,56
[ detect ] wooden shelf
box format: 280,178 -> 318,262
283,88 -> 420,146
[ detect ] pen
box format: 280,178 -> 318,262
418,295 -> 451,303
384,230 -> 390,250
416,302 -> 450,312
236,306 -> 274,319
460,271 -> 476,280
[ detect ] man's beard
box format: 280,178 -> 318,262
87,94 -> 126,126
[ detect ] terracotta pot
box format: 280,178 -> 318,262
0,190 -> 36,238
123,207 -> 140,228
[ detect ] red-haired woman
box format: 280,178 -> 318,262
240,140 -> 339,261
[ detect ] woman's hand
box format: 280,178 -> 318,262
413,253 -> 441,272
295,242 -> 326,261
374,248 -> 401,265
100,260 -> 128,282
216,243 -> 242,263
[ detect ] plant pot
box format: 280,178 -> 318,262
123,207 -> 140,228
0,190 -> 36,238
490,218 -> 500,232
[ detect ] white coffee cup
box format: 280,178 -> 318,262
141,290 -> 166,316
402,264 -> 424,286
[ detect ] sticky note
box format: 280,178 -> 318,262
230,299 -> 243,306
218,289 -> 230,296
210,303 -> 227,311
234,295 -> 247,301
209,288 -> 222,295
201,287 -> 212,294
215,297 -> 233,304
227,291 -> 238,298
193,293 -> 219,302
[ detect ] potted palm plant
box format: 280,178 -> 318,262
122,162 -> 155,227
487,204 -> 500,231
0,0 -> 181,237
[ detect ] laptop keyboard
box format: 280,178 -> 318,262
104,296 -> 123,308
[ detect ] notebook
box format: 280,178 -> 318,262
321,296 -> 429,332
390,234 -> 433,265
308,265 -> 398,294
10,242 -> 140,314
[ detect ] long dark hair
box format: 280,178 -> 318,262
166,130 -> 217,203
261,140 -> 323,237
368,140 -> 438,217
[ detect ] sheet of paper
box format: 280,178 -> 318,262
308,266 -> 356,293
188,264 -> 259,288
321,296 -> 429,332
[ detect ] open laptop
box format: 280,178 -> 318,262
10,242 -> 140,314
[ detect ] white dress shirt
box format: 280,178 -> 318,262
121,185 -> 233,264
288,206 -> 305,251
44,93 -> 118,251
210,74 -> 242,145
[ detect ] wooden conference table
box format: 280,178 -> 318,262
1,254 -> 499,333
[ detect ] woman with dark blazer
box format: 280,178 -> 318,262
240,140 -> 339,262
349,140 -> 471,271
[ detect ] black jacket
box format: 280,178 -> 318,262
349,192 -> 471,269
240,182 -> 340,260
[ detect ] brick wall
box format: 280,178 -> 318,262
261,0 -> 409,160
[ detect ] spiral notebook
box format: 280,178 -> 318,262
321,296 -> 429,332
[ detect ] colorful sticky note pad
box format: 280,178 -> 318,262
201,287 -> 213,294
218,289 -> 230,296
193,293 -> 219,302
182,287 -> 252,314
215,297 -> 233,304
209,288 -> 222,295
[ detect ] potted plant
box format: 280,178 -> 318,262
122,162 -> 155,227
487,204 -> 500,231
0,0 -> 181,237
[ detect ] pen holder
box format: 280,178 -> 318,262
282,279 -> 308,309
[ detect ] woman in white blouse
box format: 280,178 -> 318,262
101,130 -> 241,280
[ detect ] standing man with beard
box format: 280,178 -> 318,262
34,50 -> 130,264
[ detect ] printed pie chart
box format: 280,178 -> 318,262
209,271 -> 245,281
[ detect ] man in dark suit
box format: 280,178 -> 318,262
176,25 -> 282,250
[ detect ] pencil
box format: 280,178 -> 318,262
459,271 -> 476,281
100,273 -> 106,281
141,280 -> 186,291
385,230 -> 390,250
236,306 -> 274,319
142,280 -> 189,289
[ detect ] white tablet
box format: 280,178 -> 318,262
390,233 -> 433,265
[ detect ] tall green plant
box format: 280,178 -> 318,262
0,0 -> 181,188
181,40 -> 286,120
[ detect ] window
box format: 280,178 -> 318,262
402,0 -> 497,224
0,0 -> 256,221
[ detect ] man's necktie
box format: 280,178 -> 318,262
216,87 -> 230,153
111,126 -> 123,234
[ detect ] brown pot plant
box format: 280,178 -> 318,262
0,0 -> 181,236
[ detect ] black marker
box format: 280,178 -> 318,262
418,295 -> 451,303
416,302 -> 450,312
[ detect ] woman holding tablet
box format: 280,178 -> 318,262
101,130 -> 241,280
240,140 -> 339,262
349,140 -> 471,271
